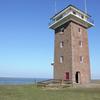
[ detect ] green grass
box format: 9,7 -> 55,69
0,85 -> 100,100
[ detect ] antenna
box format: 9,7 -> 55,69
55,0 -> 57,14
85,0 -> 87,13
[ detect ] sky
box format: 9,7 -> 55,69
0,0 -> 100,79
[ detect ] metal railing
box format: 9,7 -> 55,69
49,13 -> 94,26
49,19 -> 55,26
87,17 -> 94,24
49,13 -> 69,26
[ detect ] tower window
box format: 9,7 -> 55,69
73,11 -> 76,15
60,56 -> 64,63
79,41 -> 83,47
81,15 -> 84,19
60,27 -> 64,34
78,28 -> 81,32
80,56 -> 83,63
78,28 -> 82,34
60,41 -> 64,48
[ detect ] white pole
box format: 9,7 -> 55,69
85,0 -> 87,14
55,0 -> 57,14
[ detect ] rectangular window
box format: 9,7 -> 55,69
60,27 -> 64,34
79,41 -> 83,47
78,28 -> 82,34
60,41 -> 64,48
73,11 -> 76,15
80,56 -> 83,63
81,15 -> 84,19
78,28 -> 80,32
60,56 -> 64,63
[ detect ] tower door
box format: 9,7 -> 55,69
75,72 -> 80,83
65,72 -> 69,80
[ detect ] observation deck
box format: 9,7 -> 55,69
49,5 -> 94,29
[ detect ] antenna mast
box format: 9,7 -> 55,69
85,0 -> 87,13
55,0 -> 57,14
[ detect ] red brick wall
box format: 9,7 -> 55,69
54,21 -> 91,84
71,22 -> 91,84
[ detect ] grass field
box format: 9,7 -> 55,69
0,85 -> 100,100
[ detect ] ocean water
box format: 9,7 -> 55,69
0,77 -> 49,85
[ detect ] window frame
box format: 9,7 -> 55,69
78,28 -> 82,34
79,40 -> 83,47
60,27 -> 64,34
73,11 -> 76,15
80,56 -> 84,63
60,41 -> 64,48
60,56 -> 64,63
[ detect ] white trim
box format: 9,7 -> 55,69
49,12 -> 72,28
53,6 -> 71,19
49,13 -> 94,29
53,6 -> 89,20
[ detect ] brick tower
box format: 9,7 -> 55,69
49,5 -> 94,85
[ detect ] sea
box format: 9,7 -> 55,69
0,77 -> 49,85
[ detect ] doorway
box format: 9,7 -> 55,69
75,71 -> 80,83
65,72 -> 69,80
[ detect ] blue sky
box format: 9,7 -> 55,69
0,0 -> 100,79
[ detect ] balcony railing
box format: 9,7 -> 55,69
49,19 -> 55,26
49,12 -> 70,26
87,17 -> 94,25
49,12 -> 94,27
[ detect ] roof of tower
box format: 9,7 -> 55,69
49,4 -> 94,29
51,4 -> 91,19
